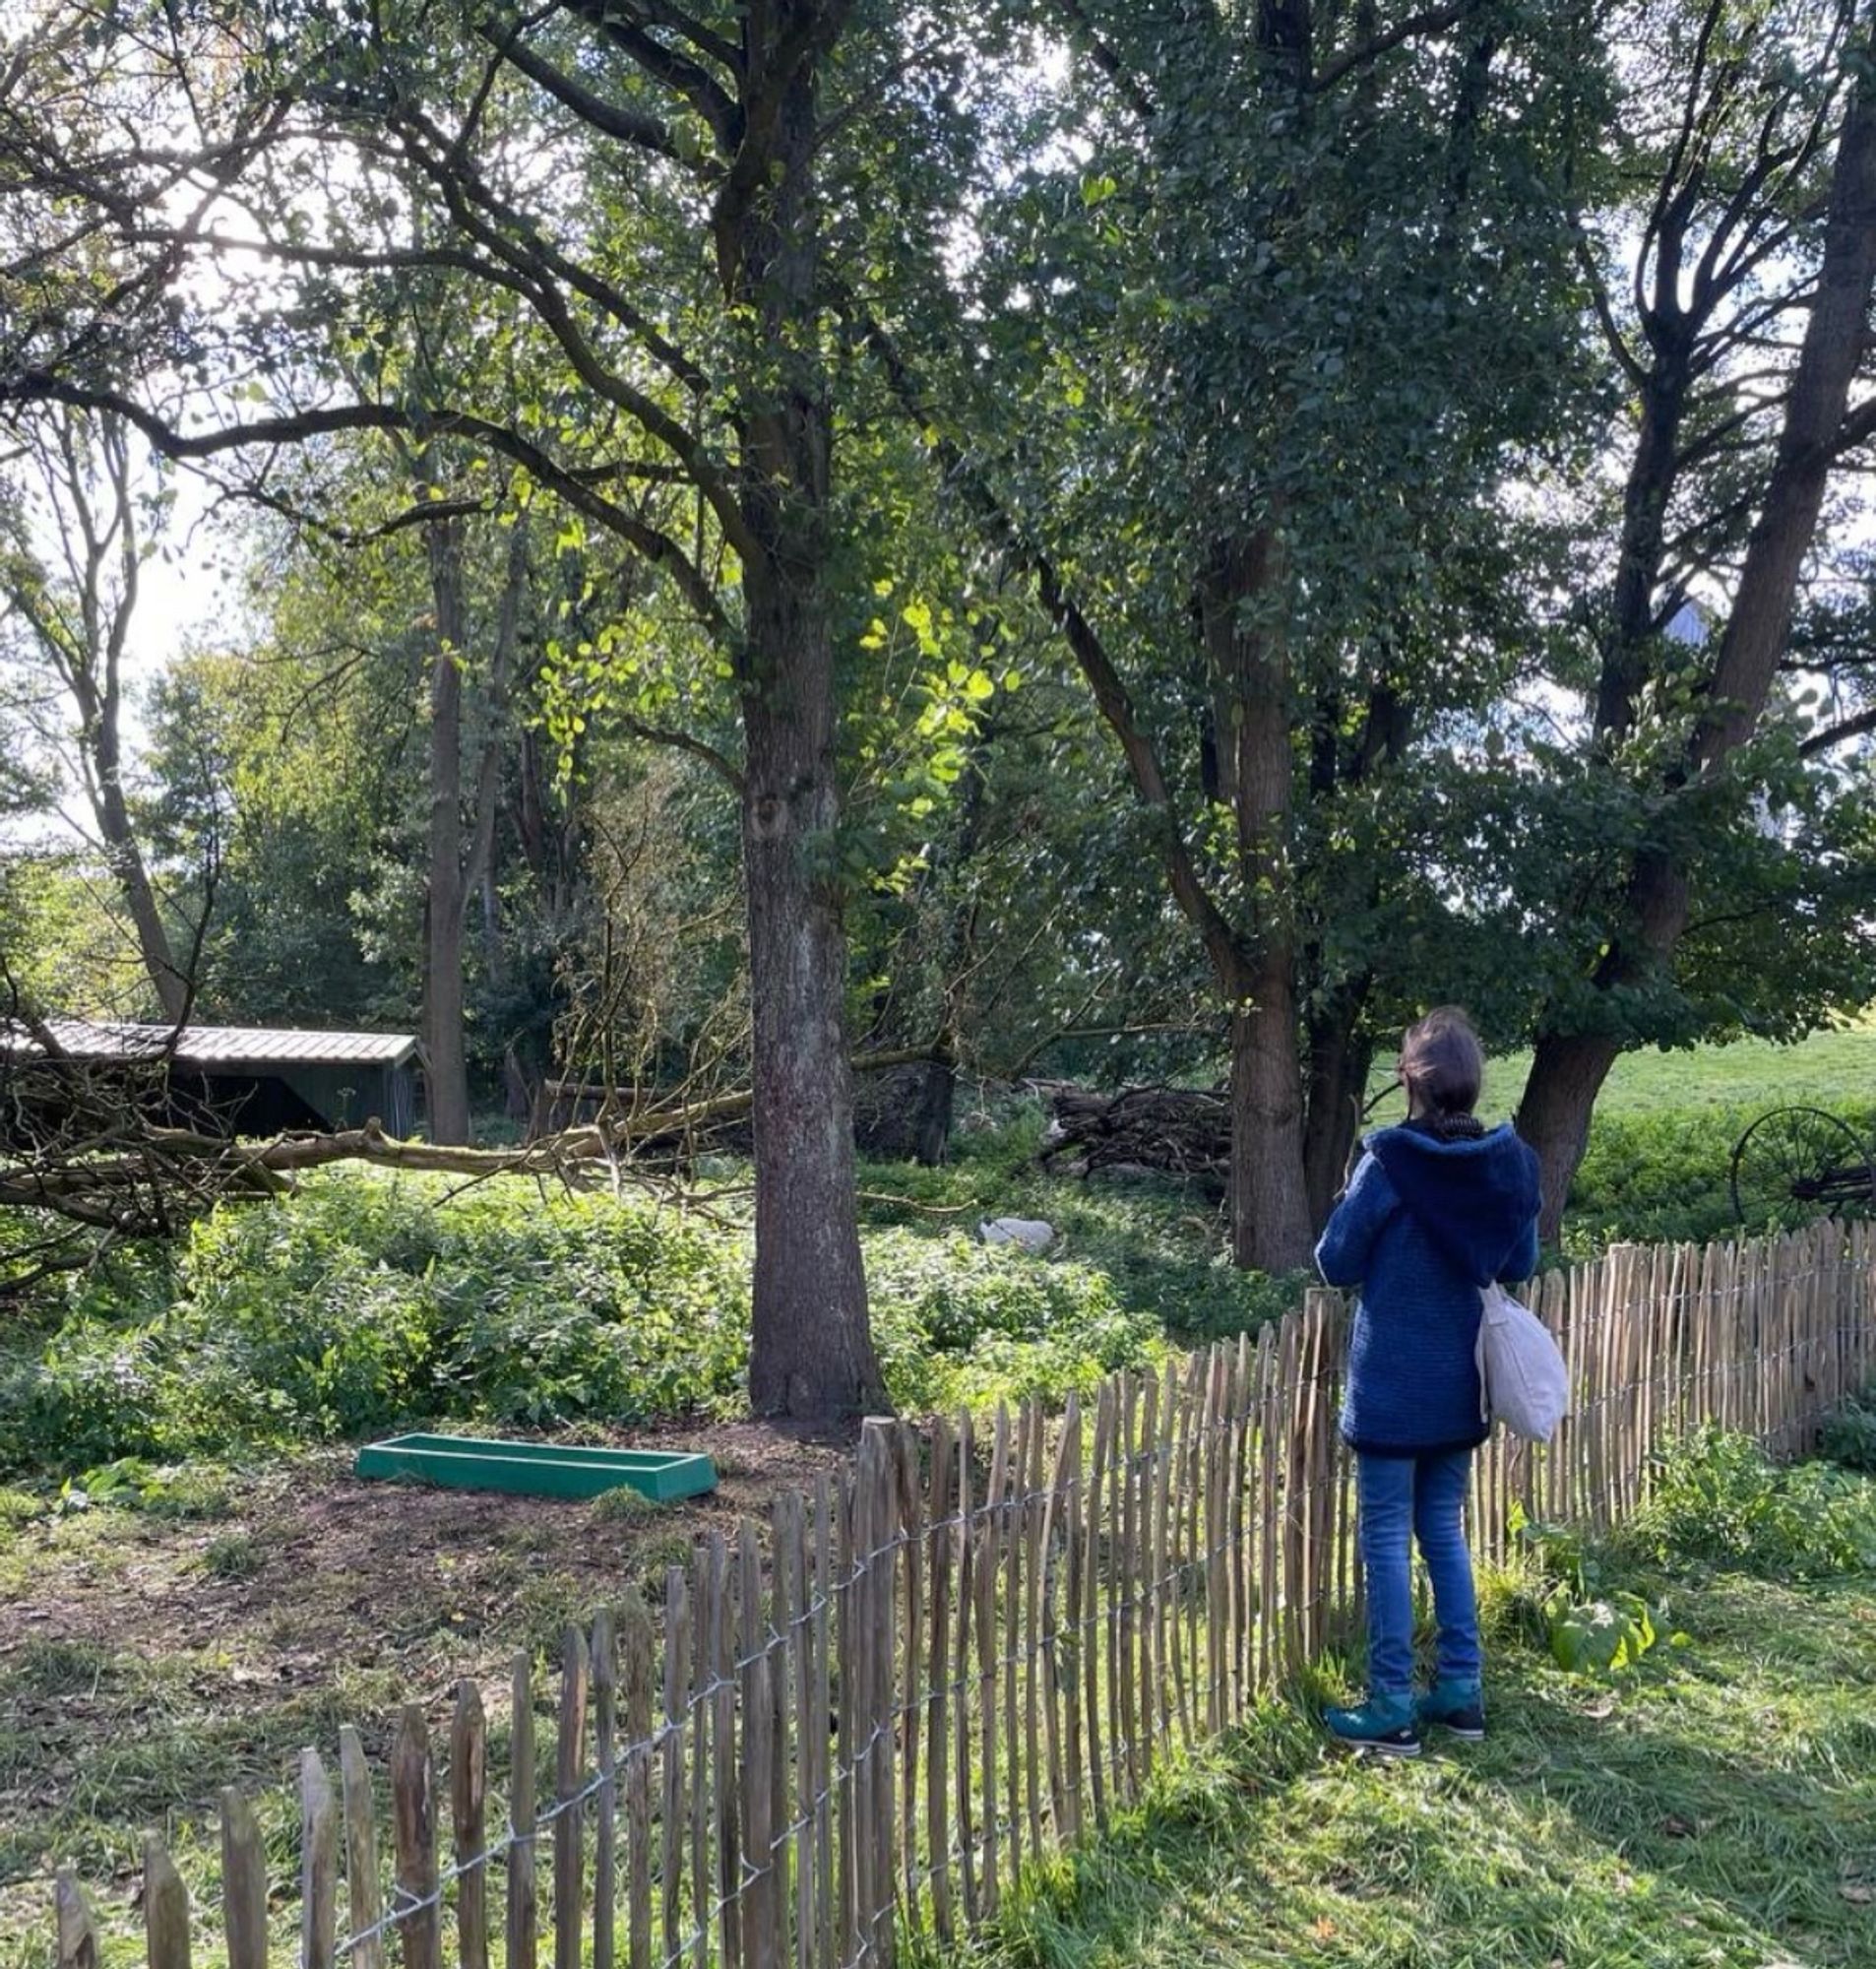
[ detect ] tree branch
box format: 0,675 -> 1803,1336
1044,0 -> 1157,120
484,24 -> 721,178
557,0 -> 743,151
617,712 -> 745,793
1799,701 -> 1876,755
1310,0 -> 1477,94
0,375 -> 738,646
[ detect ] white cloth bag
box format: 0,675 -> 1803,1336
1474,1282 -> 1570,1441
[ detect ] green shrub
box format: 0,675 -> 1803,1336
865,1230 -> 1169,1414
1,1170 -> 1174,1477
1624,1425 -> 1876,1579
856,1150 -> 1302,1347
2,1173 -> 753,1474
1565,1101 -> 1876,1254
1821,1384 -> 1876,1474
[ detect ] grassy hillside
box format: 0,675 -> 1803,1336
1489,1023 -> 1876,1120
1353,1022 -> 1876,1124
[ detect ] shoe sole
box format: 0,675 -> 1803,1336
1337,1737 -> 1422,1758
1421,1717 -> 1486,1742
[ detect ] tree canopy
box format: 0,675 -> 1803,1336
3,0 -> 1876,1394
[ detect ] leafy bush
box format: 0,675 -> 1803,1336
1565,1101 -> 1876,1254
1821,1384 -> 1876,1474
1,1173 -> 752,1474
1,1171 -> 1172,1476
1624,1425 -> 1876,1579
856,1150 -> 1302,1346
864,1231 -> 1169,1414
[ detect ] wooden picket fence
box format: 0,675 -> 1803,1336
49,1217 -> 1876,1969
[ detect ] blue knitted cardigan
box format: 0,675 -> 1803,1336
1317,1122 -> 1541,1456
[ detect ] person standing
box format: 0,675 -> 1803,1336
1315,1007 -> 1541,1755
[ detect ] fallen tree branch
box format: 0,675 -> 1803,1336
0,1051 -> 954,1242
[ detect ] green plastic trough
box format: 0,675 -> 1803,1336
353,1433 -> 719,1502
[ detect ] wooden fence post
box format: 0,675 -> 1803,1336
391,1706 -> 442,1969
592,1612 -> 616,1969
508,1653 -> 538,1969
452,1683 -> 488,1969
143,1839 -> 191,1969
56,1871 -> 98,1969
220,1790 -> 270,1969
302,1747 -> 340,1969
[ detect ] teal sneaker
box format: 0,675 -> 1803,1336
1415,1679 -> 1485,1743
1323,1693 -> 1421,1757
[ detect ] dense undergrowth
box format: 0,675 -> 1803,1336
1565,1101 -> 1876,1250
0,1169 -> 1174,1479
5,1067 -> 1876,1485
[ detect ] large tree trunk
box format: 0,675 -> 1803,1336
739,569 -> 885,1421
1516,1028 -> 1621,1244
1301,982 -> 1372,1230
729,10 -> 885,1423
1204,530 -> 1315,1272
911,1048 -> 958,1169
1227,977 -> 1316,1270
423,508 -> 471,1145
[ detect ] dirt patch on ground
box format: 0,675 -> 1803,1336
0,1420 -> 850,1957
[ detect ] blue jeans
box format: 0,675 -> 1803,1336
1355,1449 -> 1480,1697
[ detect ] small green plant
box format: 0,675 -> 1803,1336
0,1485 -> 42,1530
202,1532 -> 261,1580
592,1486 -> 658,1526
1505,1503 -> 1662,1677
58,1457 -> 234,1519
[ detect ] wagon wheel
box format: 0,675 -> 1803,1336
1729,1106 -> 1876,1229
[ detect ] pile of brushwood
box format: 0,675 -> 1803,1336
1038,1084 -> 1230,1190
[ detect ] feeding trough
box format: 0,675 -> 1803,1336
354,1433 -> 718,1502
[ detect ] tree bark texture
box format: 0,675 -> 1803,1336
423,507 -> 472,1146
726,8 -> 886,1422
738,573 -> 884,1421
1301,982 -> 1373,1231
1203,531 -> 1316,1272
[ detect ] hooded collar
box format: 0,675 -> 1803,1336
1367,1121 -> 1541,1287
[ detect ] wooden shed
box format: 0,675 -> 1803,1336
1,1020 -> 420,1138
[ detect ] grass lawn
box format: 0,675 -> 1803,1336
1354,1021 -> 1876,1126
973,1565 -> 1876,1969
1586,1024 -> 1876,1117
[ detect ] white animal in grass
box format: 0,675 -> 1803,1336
978,1216 -> 1056,1253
